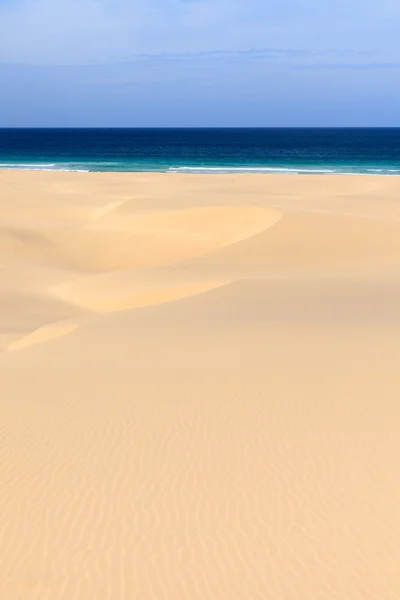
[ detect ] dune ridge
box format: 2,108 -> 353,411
8,322 -> 79,352
1,171 -> 400,599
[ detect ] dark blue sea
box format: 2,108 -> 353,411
1,128 -> 400,175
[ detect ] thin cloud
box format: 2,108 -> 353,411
294,62 -> 400,70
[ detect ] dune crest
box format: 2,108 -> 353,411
88,199 -> 128,223
8,322 -> 79,352
53,276 -> 230,313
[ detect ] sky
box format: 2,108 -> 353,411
0,0 -> 400,127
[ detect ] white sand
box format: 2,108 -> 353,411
1,171 -> 400,599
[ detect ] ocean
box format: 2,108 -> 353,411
0,128 -> 400,175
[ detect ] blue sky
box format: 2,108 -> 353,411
1,0 -> 400,126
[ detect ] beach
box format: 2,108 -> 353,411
1,170 -> 400,599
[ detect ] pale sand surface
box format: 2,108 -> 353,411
1,171 -> 400,599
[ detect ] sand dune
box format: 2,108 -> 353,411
53,272 -> 230,313
1,172 -> 400,599
8,322 -> 79,352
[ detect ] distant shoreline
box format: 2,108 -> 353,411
1,167 -> 400,176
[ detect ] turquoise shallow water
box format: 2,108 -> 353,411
1,128 -> 400,174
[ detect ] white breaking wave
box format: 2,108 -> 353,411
0,163 -> 89,172
168,166 -> 400,176
0,163 -> 56,168
1,162 -> 399,175
168,166 -> 336,174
